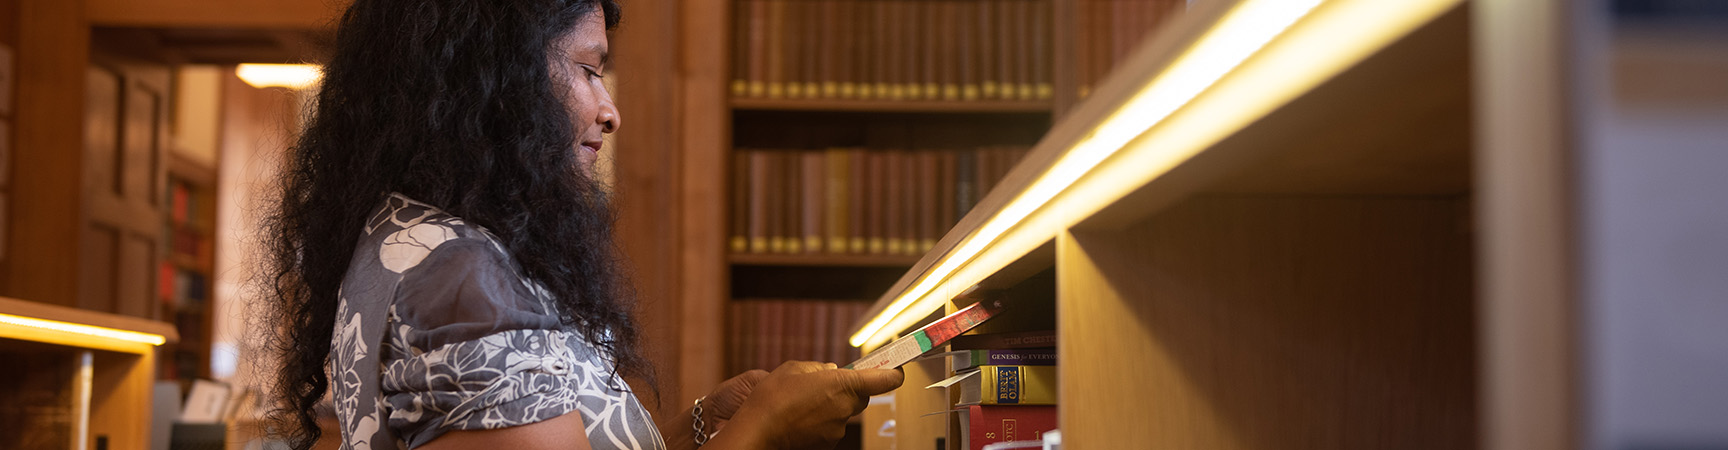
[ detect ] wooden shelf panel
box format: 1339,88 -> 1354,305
730,97 -> 1053,114
728,252 -> 921,267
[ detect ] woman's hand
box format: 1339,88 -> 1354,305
719,361 -> 904,450
701,369 -> 769,435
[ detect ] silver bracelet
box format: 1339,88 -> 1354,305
692,396 -> 716,446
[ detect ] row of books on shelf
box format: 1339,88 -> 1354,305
1076,0 -> 1185,97
729,146 -> 1031,256
156,262 -> 208,308
726,299 -> 873,375
934,330 -> 1059,450
731,0 -> 1052,102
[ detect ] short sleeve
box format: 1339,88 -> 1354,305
378,238 -> 585,448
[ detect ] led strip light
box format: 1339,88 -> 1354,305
0,312 -> 169,346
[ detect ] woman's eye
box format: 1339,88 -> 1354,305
583,66 -> 605,80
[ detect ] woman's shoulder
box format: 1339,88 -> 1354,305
362,193 -> 511,271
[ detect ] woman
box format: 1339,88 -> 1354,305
259,0 -> 903,449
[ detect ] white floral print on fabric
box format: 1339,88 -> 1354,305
332,193 -> 664,450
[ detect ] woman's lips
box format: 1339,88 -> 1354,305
581,141 -> 603,154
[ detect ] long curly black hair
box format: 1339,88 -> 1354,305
256,1 -> 638,448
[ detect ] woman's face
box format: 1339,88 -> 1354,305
553,9 -> 620,170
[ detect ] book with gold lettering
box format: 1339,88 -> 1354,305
937,365 -> 1058,406
958,405 -> 1057,450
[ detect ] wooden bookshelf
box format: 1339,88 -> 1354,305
730,98 -> 1053,113
161,153 -> 218,382
0,296 -> 177,450
836,0 -> 1588,449
727,252 -> 922,267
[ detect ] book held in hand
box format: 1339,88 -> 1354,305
845,297 -> 1007,370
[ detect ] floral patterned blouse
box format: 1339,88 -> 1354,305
331,193 -> 665,450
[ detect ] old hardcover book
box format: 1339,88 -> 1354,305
1014,0 -> 1036,100
996,0 -> 1018,100
783,150 -> 804,253
977,0 -> 999,99
765,0 -> 787,98
937,150 -> 958,231
958,405 -> 1057,450
848,149 -> 868,253
884,150 -> 905,255
836,0 -> 858,98
870,0 -> 890,99
748,0 -> 768,97
846,297 -> 1008,370
730,150 -> 750,253
955,149 -> 977,219
949,365 -> 1058,406
902,149 -> 924,254
765,151 -> 786,253
1031,0 -> 1052,99
802,0 -> 825,98
956,0 -> 978,100
748,150 -> 770,253
732,0 -> 750,96
918,150 -> 939,252
950,348 -> 1057,373
802,151 -> 826,252
1075,0 -> 1092,97
819,0 -> 839,97
866,150 -> 886,254
948,330 -> 1056,350
825,148 -> 850,253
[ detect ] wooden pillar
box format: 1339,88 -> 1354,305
610,0 -> 689,417
6,0 -> 88,306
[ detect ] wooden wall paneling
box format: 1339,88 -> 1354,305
1474,0 -> 1581,449
6,0 -> 87,306
1059,196 -> 1476,450
78,225 -> 118,313
676,0 -> 729,407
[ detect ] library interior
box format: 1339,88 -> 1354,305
0,0 -> 1724,449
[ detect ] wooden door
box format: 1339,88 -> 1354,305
80,53 -> 171,320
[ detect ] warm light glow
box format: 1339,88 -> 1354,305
851,0 -> 1462,348
0,313 -> 168,346
851,0 -> 1320,347
237,64 -> 323,89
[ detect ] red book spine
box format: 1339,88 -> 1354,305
966,405 -> 1058,450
